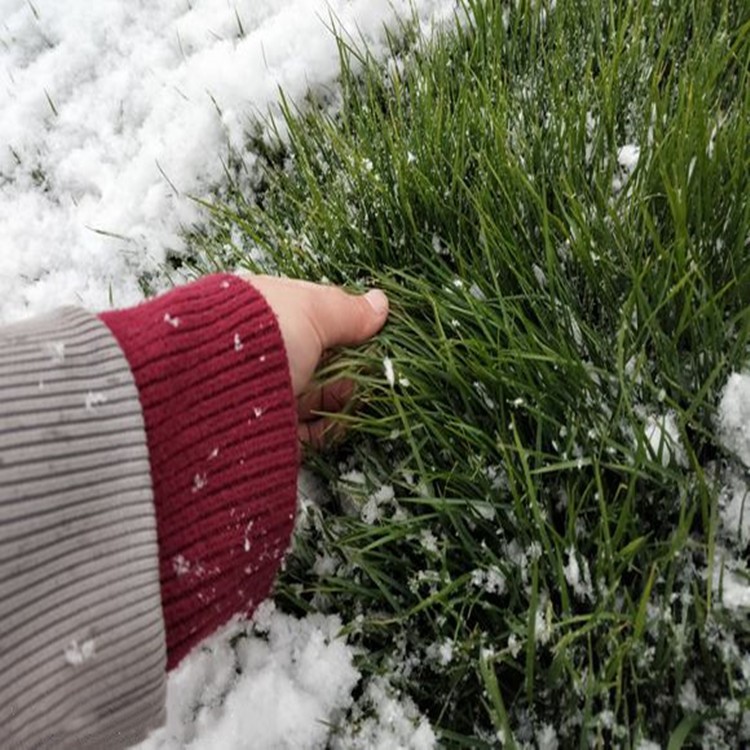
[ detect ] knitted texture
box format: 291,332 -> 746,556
100,274 -> 298,669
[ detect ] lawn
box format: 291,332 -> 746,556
187,0 -> 750,746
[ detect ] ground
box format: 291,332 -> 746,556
2,0 -> 749,747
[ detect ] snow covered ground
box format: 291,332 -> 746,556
0,0 -> 455,322
1,1 -> 455,747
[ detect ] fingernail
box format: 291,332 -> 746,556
364,289 -> 389,316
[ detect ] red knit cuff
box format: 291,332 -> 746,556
99,273 -> 298,669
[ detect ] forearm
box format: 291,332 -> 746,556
99,273 -> 298,669
0,275 -> 299,748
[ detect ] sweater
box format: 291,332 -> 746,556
0,274 -> 299,749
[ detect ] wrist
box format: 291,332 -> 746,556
99,273 -> 298,668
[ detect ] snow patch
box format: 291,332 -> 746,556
712,546 -> 750,611
0,0 -> 458,323
563,547 -> 594,601
617,144 -> 640,173
643,410 -> 687,468
135,603 -> 361,750
717,372 -> 750,467
718,468 -> 750,546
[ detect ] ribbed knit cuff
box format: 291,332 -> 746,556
99,274 -> 298,669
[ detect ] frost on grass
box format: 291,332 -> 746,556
331,677 -> 436,750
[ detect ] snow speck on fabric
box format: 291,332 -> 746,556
64,637 -> 96,667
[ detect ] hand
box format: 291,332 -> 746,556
240,274 -> 389,447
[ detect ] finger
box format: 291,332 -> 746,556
298,379 -> 355,421
307,286 -> 389,351
298,418 -> 347,451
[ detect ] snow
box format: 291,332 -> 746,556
173,555 -> 191,578
191,473 -> 208,493
643,410 -> 688,468
612,144 -> 640,193
331,677 -> 437,750
563,548 -> 593,601
383,356 -> 396,387
0,0 -> 457,323
135,602 -> 360,750
712,549 -> 750,611
718,470 -> 750,546
713,373 -> 750,612
64,637 -> 96,667
133,601 -> 439,750
617,144 -> 641,173
536,724 -> 559,750
84,390 -> 108,411
717,372 -> 750,467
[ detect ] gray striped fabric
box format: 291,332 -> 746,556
0,307 -> 166,749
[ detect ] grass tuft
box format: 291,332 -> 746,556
188,1 -> 750,745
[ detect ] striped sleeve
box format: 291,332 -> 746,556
0,307 -> 166,750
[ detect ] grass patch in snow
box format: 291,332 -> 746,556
187,1 -> 750,746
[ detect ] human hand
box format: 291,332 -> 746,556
240,274 -> 389,447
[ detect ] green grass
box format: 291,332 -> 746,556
185,0 -> 750,746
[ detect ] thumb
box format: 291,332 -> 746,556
310,287 -> 389,350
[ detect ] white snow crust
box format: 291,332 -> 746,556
0,0 -> 456,322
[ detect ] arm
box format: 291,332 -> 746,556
0,273 -> 388,749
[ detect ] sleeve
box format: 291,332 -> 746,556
98,273 -> 299,670
0,274 -> 299,749
0,307 -> 167,749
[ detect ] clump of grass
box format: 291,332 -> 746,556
189,0 -> 750,745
